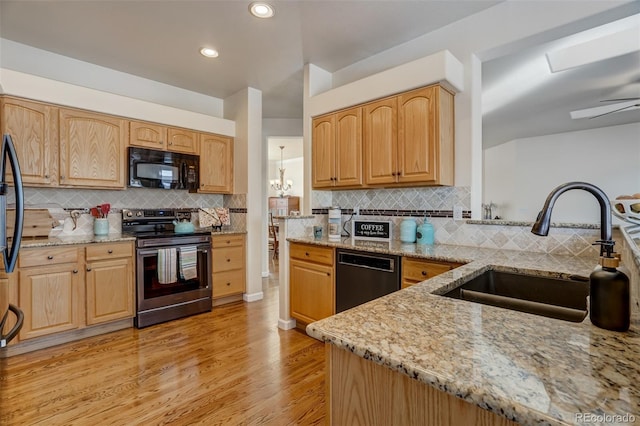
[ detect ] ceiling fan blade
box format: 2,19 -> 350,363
589,103 -> 640,119
600,97 -> 640,102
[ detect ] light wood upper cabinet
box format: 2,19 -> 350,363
129,120 -> 198,154
313,83 -> 455,189
129,121 -> 167,150
59,108 -> 127,188
199,133 -> 233,193
312,107 -> 362,189
397,86 -> 454,185
0,97 -> 58,186
167,128 -> 198,154
363,98 -> 397,186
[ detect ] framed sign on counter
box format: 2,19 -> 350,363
352,220 -> 392,242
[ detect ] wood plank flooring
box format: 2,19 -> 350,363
0,264 -> 325,425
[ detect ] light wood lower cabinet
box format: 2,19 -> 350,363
10,242 -> 135,345
211,234 -> 246,302
17,246 -> 82,340
85,242 -> 134,325
289,243 -> 335,324
327,344 -> 517,425
402,257 -> 463,289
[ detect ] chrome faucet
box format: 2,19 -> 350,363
531,182 -> 614,257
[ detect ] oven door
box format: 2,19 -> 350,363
136,242 -> 212,313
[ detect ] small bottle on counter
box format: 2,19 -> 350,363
399,218 -> 417,243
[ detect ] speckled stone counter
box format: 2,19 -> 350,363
297,235 -> 640,425
19,233 -> 136,248
18,229 -> 246,248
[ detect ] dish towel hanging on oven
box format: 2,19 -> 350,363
179,246 -> 198,281
157,248 -> 177,284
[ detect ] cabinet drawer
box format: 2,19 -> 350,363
211,234 -> 244,248
402,257 -> 461,282
213,269 -> 245,298
86,242 -> 133,261
19,246 -> 79,268
290,243 -> 334,265
212,246 -> 244,272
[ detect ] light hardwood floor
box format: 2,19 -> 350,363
0,260 -> 325,425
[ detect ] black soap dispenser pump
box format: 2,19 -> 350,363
589,249 -> 630,332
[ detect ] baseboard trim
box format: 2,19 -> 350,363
243,291 -> 264,302
278,318 -> 297,330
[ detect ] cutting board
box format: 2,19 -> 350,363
7,209 -> 56,238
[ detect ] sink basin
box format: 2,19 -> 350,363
440,270 -> 589,322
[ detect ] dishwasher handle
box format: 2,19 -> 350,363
338,251 -> 396,273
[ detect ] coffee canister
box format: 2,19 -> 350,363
328,207 -> 341,240
399,218 -> 417,243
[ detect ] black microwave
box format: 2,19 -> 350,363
128,147 -> 199,191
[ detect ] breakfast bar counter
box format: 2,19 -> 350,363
299,231 -> 640,425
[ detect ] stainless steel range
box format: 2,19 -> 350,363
122,209 -> 212,328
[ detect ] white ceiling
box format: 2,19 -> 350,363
1,1 -> 637,148
0,0 -> 501,119
482,14 -> 640,148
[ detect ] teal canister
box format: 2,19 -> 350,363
399,218 -> 417,243
416,218 -> 434,245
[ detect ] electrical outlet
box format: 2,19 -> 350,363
453,205 -> 463,221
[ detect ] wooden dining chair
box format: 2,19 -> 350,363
269,213 -> 279,259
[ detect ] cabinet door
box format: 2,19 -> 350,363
290,259 -> 334,323
168,127 -> 198,154
199,133 -> 233,193
59,108 -> 127,188
335,107 -> 362,187
312,114 -> 335,188
364,97 -> 397,185
1,97 -> 58,186
129,120 -> 167,150
85,257 -> 134,325
18,264 -> 81,340
398,86 -> 437,183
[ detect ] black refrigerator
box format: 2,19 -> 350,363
0,134 -> 25,348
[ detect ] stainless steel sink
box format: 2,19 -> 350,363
440,270 -> 589,322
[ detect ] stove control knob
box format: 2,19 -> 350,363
126,211 -> 133,217
136,211 -> 143,217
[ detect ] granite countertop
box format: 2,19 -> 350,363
19,233 -> 137,248
18,229 -> 246,248
296,235 -> 640,425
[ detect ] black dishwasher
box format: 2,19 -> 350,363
335,249 -> 400,312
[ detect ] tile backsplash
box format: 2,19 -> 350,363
23,187 -> 247,235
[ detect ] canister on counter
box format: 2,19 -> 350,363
328,207 -> 341,240
400,218 -> 417,243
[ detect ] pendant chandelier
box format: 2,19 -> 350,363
270,145 -> 293,197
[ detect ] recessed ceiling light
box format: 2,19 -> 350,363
249,2 -> 274,18
200,47 -> 219,58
